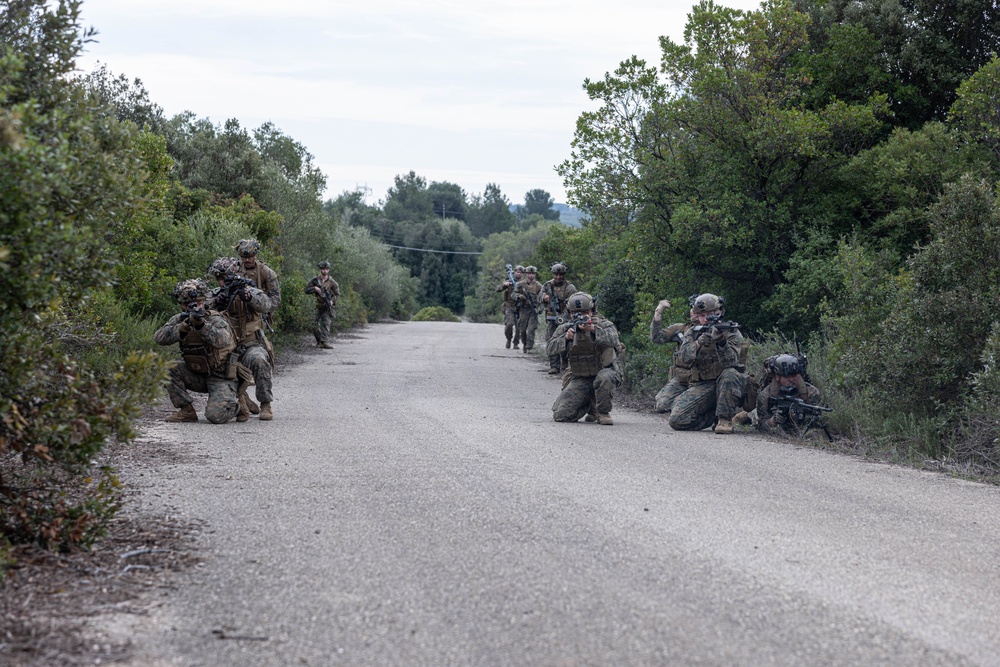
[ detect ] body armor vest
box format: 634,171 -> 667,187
567,333 -> 602,377
224,299 -> 263,346
179,314 -> 235,375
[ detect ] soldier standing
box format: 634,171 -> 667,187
514,265 -> 542,352
207,257 -> 274,421
235,238 -> 280,319
547,293 -> 623,425
305,260 -> 340,349
541,263 -> 577,374
650,293 -> 747,434
495,264 -> 524,349
154,279 -> 239,424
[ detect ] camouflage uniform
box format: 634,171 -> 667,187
495,278 -> 520,347
541,277 -> 578,372
756,377 -> 822,435
154,307 -> 239,424
239,259 -> 281,315
305,272 -> 340,346
548,311 -> 623,423
652,317 -> 747,431
514,278 -> 542,351
208,282 -> 274,408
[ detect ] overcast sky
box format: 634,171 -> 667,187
76,0 -> 761,206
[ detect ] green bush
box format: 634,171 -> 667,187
411,306 -> 460,322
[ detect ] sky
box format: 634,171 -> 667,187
75,0 -> 762,206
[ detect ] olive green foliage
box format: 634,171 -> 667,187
466,183 -> 516,237
411,306 -> 460,322
345,171 -> 483,313
0,0 -> 168,550
548,0 -> 1000,467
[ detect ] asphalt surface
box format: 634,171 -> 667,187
106,321 -> 1000,666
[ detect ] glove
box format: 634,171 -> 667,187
697,333 -> 713,347
773,410 -> 788,426
711,326 -> 726,342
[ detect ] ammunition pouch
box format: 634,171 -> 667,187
182,354 -> 213,375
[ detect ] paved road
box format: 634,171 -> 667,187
108,322 -> 1000,666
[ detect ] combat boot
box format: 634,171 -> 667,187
236,394 -> 251,422
513,343 -> 519,349
714,417 -> 734,434
597,413 -> 614,426
259,402 -> 273,421
732,410 -> 751,425
165,404 -> 198,422
245,396 -> 260,415
505,339 -> 511,349
320,341 -> 334,349
584,412 -> 598,422
547,367 -> 560,375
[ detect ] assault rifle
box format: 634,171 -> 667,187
213,274 -> 257,313
691,313 -> 741,338
767,394 -> 833,439
545,288 -> 562,323
319,284 -> 335,311
559,311 -> 592,331
504,263 -> 519,291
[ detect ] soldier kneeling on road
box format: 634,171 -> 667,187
547,292 -> 623,426
154,279 -> 239,424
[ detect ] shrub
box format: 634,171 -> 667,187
411,306 -> 460,322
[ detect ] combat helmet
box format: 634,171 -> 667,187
525,265 -> 537,273
771,354 -> 803,377
550,262 -> 568,275
566,292 -> 594,312
318,260 -> 331,269
514,265 -> 526,273
690,293 -> 725,314
173,278 -> 208,303
234,238 -> 261,258
208,256 -> 240,278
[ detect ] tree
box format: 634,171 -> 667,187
0,0 -> 165,549
427,181 -> 468,221
519,188 -> 560,221
467,183 -> 516,237
79,62 -> 164,130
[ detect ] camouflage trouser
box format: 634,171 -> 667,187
166,363 -> 238,424
517,309 -> 539,349
545,319 -> 567,370
655,368 -> 746,431
314,307 -> 333,344
552,368 -> 622,421
503,304 -> 518,343
238,344 -> 273,404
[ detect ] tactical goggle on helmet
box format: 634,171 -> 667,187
173,278 -> 208,302
208,257 -> 240,278
772,354 -> 803,377
567,292 -> 594,312
234,238 -> 261,258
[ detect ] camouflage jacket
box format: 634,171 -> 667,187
756,378 -> 823,424
238,261 -> 280,314
670,323 -> 743,383
546,313 -> 622,372
495,280 -> 517,307
305,275 -> 340,310
154,310 -> 235,374
207,286 -> 272,345
541,280 -> 577,319
650,316 -> 691,345
514,280 -> 543,312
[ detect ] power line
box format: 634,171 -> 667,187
383,243 -> 482,255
